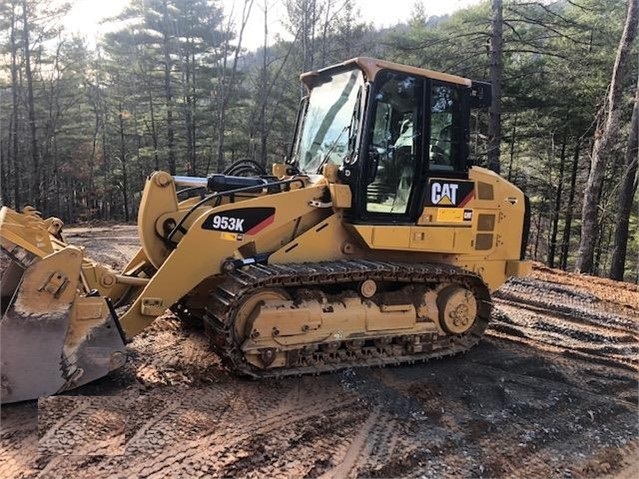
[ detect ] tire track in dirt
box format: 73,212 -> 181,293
492,276 -> 639,371
452,359 -> 635,478
42,378 -> 361,479
318,408 -> 381,479
350,410 -> 401,476
212,401 -> 369,478
495,277 -> 639,325
177,382 -> 358,477
531,265 -> 639,312
0,403 -> 39,479
6,339 -> 637,479
492,305 -> 638,368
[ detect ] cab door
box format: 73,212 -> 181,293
349,71 -> 475,254
357,70 -> 425,222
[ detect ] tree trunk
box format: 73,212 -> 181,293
215,12 -> 233,171
183,36 -> 195,175
133,106 -> 142,217
0,132 -> 7,206
9,0 -> 20,209
260,1 -> 269,166
148,90 -> 159,171
90,99 -> 100,211
560,138 -> 581,270
576,0 -> 638,274
190,46 -> 197,175
320,0 -> 331,66
22,0 -> 41,209
89,48 -> 104,217
118,104 -> 129,222
102,109 -> 111,220
548,124 -> 569,268
487,0 -> 503,174
507,114 -> 517,182
533,197 -> 546,261
41,40 -> 63,216
598,220 -> 615,276
162,0 -> 176,175
216,0 -> 254,169
609,79 -> 639,280
163,41 -> 176,175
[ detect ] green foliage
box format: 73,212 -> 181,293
383,0 -> 637,279
0,0 -> 636,280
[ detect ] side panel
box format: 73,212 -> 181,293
350,166 -> 530,290
269,213 -> 353,264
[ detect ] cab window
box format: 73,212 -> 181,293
429,83 -> 462,171
365,72 -> 423,215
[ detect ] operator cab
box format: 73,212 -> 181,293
289,57 -> 491,223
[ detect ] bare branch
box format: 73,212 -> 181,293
503,12 -> 592,46
510,2 -> 584,27
502,20 -> 523,41
502,48 -> 569,60
383,30 -> 489,52
565,0 -> 603,13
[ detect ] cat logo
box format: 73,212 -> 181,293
428,180 -> 475,207
431,183 -> 459,205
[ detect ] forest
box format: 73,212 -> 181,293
0,0 -> 637,282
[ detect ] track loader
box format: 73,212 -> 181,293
0,58 -> 531,403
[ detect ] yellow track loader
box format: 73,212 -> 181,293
0,58 -> 531,403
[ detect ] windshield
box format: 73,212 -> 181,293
293,69 -> 364,173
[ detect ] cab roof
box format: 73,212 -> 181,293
300,57 -> 473,90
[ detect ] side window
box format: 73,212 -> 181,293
366,72 -> 422,215
430,83 -> 461,171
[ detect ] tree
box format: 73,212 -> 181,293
21,0 -> 41,208
487,0 -> 503,174
609,78 -> 639,280
547,118 -> 570,268
5,0 -> 21,208
576,0 -> 638,274
0,0 -> 636,284
215,0 -> 254,170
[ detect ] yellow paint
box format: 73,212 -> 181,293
372,226 -> 411,249
436,208 -> 465,223
118,178 -> 328,337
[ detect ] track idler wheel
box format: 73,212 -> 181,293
233,288 -> 290,341
436,285 -> 477,335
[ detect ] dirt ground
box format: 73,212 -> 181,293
1,225 -> 637,479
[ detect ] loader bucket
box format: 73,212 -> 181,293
0,207 -> 127,404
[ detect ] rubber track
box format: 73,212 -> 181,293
202,260 -> 492,378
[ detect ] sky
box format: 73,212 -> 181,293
64,0 -> 482,49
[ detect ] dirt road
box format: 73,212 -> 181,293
1,225 -> 637,478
